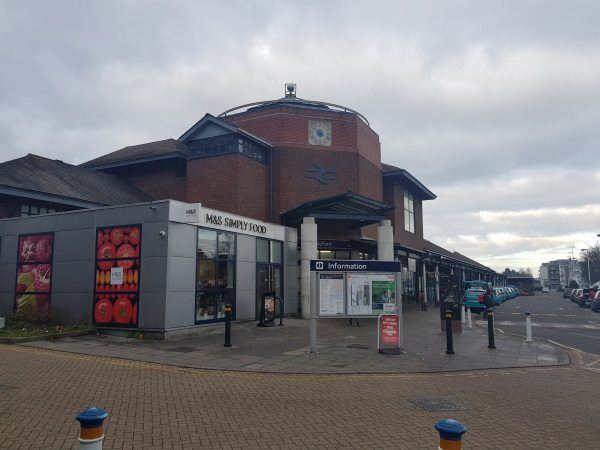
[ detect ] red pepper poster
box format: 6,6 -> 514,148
379,314 -> 399,347
93,225 -> 141,327
15,233 -> 54,318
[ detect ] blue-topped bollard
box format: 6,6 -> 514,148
435,419 -> 467,449
75,407 -> 108,449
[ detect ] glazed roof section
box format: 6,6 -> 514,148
382,163 -> 436,200
0,154 -> 152,207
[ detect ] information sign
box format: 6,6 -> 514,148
319,274 -> 344,315
347,273 -> 396,316
311,260 -> 401,272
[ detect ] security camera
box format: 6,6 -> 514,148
159,231 -> 166,238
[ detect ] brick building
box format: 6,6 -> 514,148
0,85 -> 503,321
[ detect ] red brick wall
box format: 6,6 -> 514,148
106,159 -> 187,201
186,154 -> 269,221
383,178 -> 425,251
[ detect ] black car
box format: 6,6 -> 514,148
563,288 -> 573,299
571,289 -> 582,303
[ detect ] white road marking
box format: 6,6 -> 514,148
497,328 -> 504,334
475,320 -> 600,330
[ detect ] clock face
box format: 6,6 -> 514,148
308,120 -> 332,146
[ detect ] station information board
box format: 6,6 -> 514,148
311,260 -> 401,318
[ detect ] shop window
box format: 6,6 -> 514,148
19,202 -> 60,217
404,192 -> 415,233
257,238 -> 269,263
195,229 -> 236,323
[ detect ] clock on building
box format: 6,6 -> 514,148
308,120 -> 332,146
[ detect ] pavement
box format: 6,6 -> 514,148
490,291 -> 600,355
0,343 -> 598,449
21,303 -> 568,373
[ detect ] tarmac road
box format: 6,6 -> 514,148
487,291 -> 600,355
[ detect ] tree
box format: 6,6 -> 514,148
580,243 -> 600,286
569,279 -> 579,289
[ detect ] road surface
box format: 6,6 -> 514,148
486,291 -> 600,355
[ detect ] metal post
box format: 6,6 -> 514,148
466,306 -> 472,328
460,304 -> 466,324
277,297 -> 284,326
310,272 -> 317,353
435,419 -> 467,450
587,257 -> 591,288
487,308 -> 496,349
224,304 -> 232,347
445,309 -> 454,354
525,311 -> 532,343
76,407 -> 108,450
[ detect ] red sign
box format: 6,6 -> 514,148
379,314 -> 399,347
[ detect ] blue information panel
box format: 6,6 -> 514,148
310,259 -> 401,273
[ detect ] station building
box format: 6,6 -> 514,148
0,84 -> 503,333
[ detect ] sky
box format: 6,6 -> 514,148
1,1 -> 599,275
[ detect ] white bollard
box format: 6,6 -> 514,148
525,311 -> 532,343
466,307 -> 472,328
461,305 -> 466,324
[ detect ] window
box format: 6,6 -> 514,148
404,192 -> 415,233
188,133 -> 269,164
19,203 -> 61,217
195,229 -> 236,323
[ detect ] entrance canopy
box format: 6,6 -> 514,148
280,192 -> 391,228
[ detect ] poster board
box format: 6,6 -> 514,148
319,273 -> 345,316
347,273 -> 396,316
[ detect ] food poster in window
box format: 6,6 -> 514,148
93,225 -> 141,327
14,233 -> 54,319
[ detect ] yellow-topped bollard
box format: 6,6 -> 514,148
435,419 -> 467,449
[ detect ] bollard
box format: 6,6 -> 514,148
277,296 -> 284,326
445,309 -> 454,355
435,419 -> 467,450
224,304 -> 232,347
460,304 -> 466,324
525,311 -> 532,343
75,407 -> 108,450
466,306 -> 472,329
487,307 -> 496,349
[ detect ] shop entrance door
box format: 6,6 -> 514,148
256,264 -> 282,320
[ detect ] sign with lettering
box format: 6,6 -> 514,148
310,259 -> 401,272
110,267 -> 124,285
169,202 -> 285,240
378,313 -> 401,354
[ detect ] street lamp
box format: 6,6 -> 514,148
581,249 -> 591,288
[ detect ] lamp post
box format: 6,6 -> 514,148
581,249 -> 591,288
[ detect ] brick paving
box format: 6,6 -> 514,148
0,344 -> 598,449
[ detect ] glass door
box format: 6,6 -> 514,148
255,239 -> 284,320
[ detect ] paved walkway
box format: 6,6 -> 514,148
22,305 -> 568,373
0,344 -> 598,449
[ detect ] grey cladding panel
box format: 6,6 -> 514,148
0,236 -> 17,264
164,291 -> 195,329
51,292 -> 93,325
139,257 -> 168,293
236,234 -> 256,263
236,261 -> 255,293
95,202 -> 169,227
235,289 -> 255,321
140,222 -> 169,258
167,223 -> 196,258
55,211 -> 96,231
52,260 -> 95,293
0,263 -> 16,294
166,257 -> 196,293
54,229 -> 95,262
3,215 -> 57,236
138,292 -> 166,329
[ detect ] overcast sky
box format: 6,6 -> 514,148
1,1 -> 599,274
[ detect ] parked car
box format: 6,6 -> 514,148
571,288 -> 582,303
492,288 -> 504,305
563,288 -> 573,299
463,287 -> 486,311
591,291 -> 600,312
542,287 -> 550,293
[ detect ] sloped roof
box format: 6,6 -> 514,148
424,239 -> 495,273
0,154 -> 152,206
382,163 -> 436,200
81,138 -> 187,169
